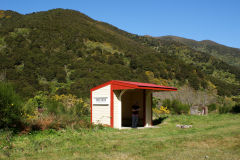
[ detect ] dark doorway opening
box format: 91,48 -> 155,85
121,89 -> 145,127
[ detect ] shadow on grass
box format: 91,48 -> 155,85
152,116 -> 168,125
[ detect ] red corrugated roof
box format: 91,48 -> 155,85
113,80 -> 176,89
91,80 -> 177,91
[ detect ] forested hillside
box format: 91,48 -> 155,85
126,34 -> 240,96
158,36 -> 240,67
0,9 -> 239,98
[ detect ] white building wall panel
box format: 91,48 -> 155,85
92,85 -> 111,125
92,105 -> 110,125
113,91 -> 121,129
145,90 -> 152,127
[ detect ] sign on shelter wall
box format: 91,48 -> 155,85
93,97 -> 109,105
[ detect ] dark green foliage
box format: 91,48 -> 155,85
152,97 -> 159,109
232,97 -> 240,103
22,93 -> 91,131
126,34 -> 240,96
44,98 -> 89,117
219,106 -> 232,114
162,99 -> 190,114
159,36 -> 240,68
0,9 -> 151,98
43,98 -> 91,129
45,99 -> 63,114
0,9 -> 239,99
208,103 -> 217,112
231,104 -> 240,113
209,77 -> 240,96
0,82 -> 23,129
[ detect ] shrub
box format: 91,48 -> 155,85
45,99 -> 65,115
0,82 -> 23,129
51,94 -> 90,117
22,93 -> 91,132
208,103 -> 217,112
23,98 -> 38,116
152,97 -> 159,109
162,99 -> 190,114
219,105 -> 232,114
22,91 -> 49,121
29,114 -> 57,131
162,99 -> 171,109
153,106 -> 170,118
217,96 -> 236,114
45,95 -> 91,129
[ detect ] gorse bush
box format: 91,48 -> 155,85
162,99 -> 190,114
51,94 -> 90,117
45,99 -> 64,115
0,82 -> 23,129
23,91 -> 48,116
153,106 -> 170,118
23,93 -> 91,131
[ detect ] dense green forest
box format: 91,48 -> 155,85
0,9 -> 240,98
158,36 -> 240,68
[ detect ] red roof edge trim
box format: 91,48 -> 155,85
136,86 -> 177,91
113,80 -> 177,90
90,80 -> 178,91
90,81 -> 113,92
112,84 -> 137,90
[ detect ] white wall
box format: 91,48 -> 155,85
92,85 -> 111,125
145,90 -> 152,127
92,86 -> 153,128
113,91 -> 121,129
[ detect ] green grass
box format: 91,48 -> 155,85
1,114 -> 240,160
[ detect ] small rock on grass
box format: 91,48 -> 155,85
176,124 -> 192,128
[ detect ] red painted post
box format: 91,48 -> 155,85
143,90 -> 146,126
110,85 -> 114,128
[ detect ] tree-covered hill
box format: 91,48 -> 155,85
126,34 -> 240,95
158,35 -> 240,68
0,9 -> 239,98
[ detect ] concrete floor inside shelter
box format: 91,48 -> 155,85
121,126 -> 159,129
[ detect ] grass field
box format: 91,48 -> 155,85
0,114 -> 240,160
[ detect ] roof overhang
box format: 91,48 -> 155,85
91,80 -> 177,92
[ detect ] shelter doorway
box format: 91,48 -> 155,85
121,89 -> 145,127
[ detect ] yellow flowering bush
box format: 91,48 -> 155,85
24,110 -> 38,121
52,94 -> 83,109
23,91 -> 48,120
51,94 -> 90,116
153,106 -> 170,116
20,91 -> 91,131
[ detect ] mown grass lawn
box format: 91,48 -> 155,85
0,114 -> 240,160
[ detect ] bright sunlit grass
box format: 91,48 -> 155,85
0,114 -> 240,160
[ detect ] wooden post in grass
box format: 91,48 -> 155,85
204,106 -> 208,115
